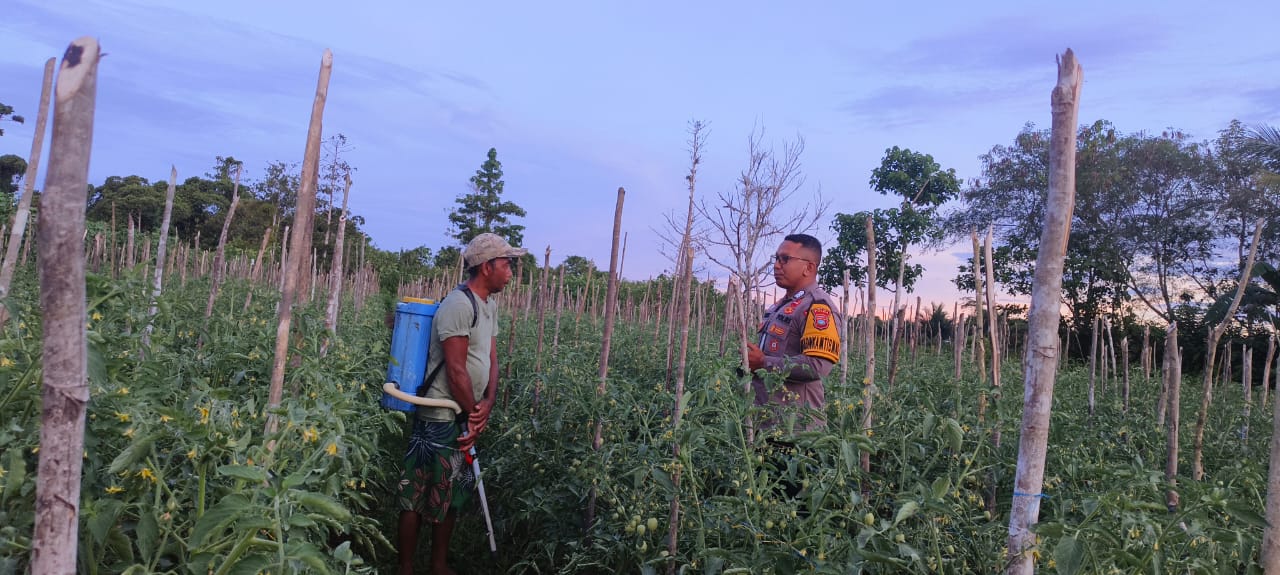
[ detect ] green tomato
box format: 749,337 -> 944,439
864,513 -> 876,526
647,517 -> 659,532
636,524 -> 647,535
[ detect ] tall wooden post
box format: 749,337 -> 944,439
1006,49 -> 1081,575
32,38 -> 100,575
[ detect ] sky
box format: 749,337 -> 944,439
3,0 -> 1279,311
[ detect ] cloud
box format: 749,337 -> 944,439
839,14 -> 1165,129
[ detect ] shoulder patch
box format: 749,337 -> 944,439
800,303 -> 840,362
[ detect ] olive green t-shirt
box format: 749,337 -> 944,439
417,287 -> 499,422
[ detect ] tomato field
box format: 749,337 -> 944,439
0,261 -> 1272,574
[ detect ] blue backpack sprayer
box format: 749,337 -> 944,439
380,294 -> 497,554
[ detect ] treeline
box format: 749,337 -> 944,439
947,118 -> 1279,373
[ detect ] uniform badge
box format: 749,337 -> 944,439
769,325 -> 785,336
812,307 -> 831,330
794,290 -> 806,299
768,339 -> 781,352
782,304 -> 797,315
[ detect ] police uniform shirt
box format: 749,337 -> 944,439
752,281 -> 842,432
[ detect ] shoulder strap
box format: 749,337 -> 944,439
457,283 -> 479,329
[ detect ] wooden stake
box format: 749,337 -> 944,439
266,49 -> 331,442
1192,219 -> 1263,481
861,215 -> 877,474
1006,49 -> 1081,575
586,187 -> 625,534
205,165 -> 241,318
32,37 -> 99,575
321,173 -> 352,355
0,57 -> 54,328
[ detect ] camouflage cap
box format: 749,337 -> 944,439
463,233 -> 528,268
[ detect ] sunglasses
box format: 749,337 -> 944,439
772,254 -> 813,265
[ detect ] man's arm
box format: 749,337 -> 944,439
469,337 -> 500,430
762,300 -> 841,383
441,335 -> 477,414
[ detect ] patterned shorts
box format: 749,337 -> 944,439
397,419 -> 475,523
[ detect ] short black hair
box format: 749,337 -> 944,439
784,233 -> 822,265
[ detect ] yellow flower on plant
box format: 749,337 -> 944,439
0,357 -> 13,368
186,448 -> 197,460
105,485 -> 124,494
92,312 -> 103,321
138,468 -> 157,483
302,428 -> 319,443
160,415 -> 172,423
325,442 -> 338,457
118,387 -> 129,395
198,406 -> 210,424
115,412 -> 130,422
122,427 -> 135,438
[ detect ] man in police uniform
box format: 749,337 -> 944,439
746,233 -> 841,435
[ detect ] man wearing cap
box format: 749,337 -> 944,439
397,232 -> 526,575
746,233 -> 841,435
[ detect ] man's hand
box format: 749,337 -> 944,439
746,343 -> 765,371
459,399 -> 493,452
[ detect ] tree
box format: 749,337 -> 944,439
448,148 -> 526,246
253,160 -> 300,224
562,255 -> 596,276
820,147 -> 959,292
699,127 -> 823,304
950,121 -> 1136,339
0,154 -> 27,197
0,102 -> 23,136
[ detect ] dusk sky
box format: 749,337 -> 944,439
3,0 -> 1278,308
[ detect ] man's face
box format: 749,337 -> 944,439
483,257 -> 516,292
772,240 -> 815,290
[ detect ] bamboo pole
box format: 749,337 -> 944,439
31,37 -> 99,575
265,49 -> 331,442
1006,49 -> 1080,575
861,216 -> 877,474
1191,218 -> 1262,482
586,187 -> 624,533
321,173 -> 352,355
205,165 -> 241,318
0,58 -> 54,328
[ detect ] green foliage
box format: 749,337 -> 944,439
448,148 -> 527,247
820,147 -> 958,293
868,146 -> 960,206
0,258 -> 1272,573
0,102 -> 22,137
0,154 -> 27,197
